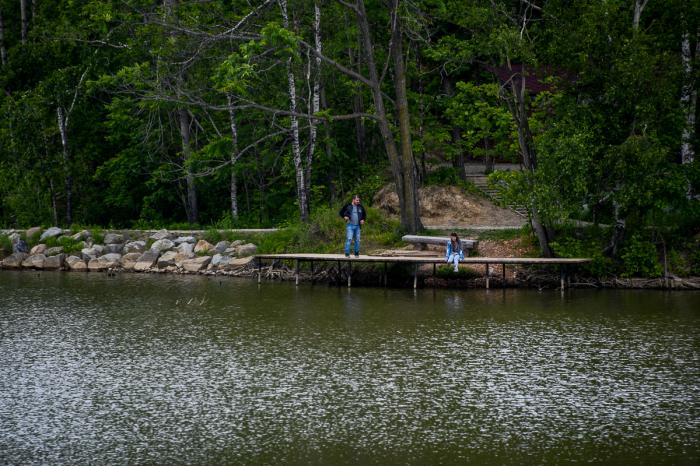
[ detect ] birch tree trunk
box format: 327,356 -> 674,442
680,26 -> 698,165
227,94 -> 239,220
57,106 -> 73,225
303,2 -> 321,210
632,0 -> 648,33
279,0 -> 308,222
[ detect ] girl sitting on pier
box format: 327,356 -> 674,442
445,232 -> 464,272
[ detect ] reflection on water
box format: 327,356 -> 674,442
0,271 -> 698,465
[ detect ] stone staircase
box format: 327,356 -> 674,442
465,174 -> 528,219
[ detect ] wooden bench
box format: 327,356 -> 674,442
402,235 -> 478,254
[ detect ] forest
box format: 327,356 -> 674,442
0,0 -> 698,276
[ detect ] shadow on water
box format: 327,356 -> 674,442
0,271 -> 698,465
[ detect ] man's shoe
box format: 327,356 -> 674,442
354,253 -> 359,258
345,253 -> 350,257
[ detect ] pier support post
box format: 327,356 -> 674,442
560,265 -> 566,290
413,264 -> 418,289
348,261 -> 352,288
502,263 -> 506,288
433,263 -> 436,288
257,258 -> 262,284
295,259 -> 299,286
485,263 -> 490,289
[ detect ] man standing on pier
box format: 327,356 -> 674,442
339,194 -> 366,257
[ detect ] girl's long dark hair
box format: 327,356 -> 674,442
450,232 -> 460,248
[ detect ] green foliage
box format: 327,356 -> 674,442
424,167 -> 481,195
550,236 -> 615,279
0,235 -> 12,257
620,235 -> 663,278
43,235 -> 84,255
435,265 -> 482,280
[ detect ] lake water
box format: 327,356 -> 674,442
0,271 -> 698,465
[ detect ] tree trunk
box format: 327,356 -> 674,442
356,0 -> 422,233
632,0 -> 648,33
0,8 -> 7,66
178,108 -> 198,224
304,2 -> 321,211
680,25 -> 698,165
279,0 -> 309,223
57,106 -> 72,226
227,94 -> 239,220
390,0 -> 423,233
505,65 -> 553,257
20,0 -> 28,43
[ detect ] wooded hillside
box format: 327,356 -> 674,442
0,0 -> 698,273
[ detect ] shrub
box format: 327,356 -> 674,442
550,236 -> 614,278
0,235 -> 12,257
620,234 -> 663,278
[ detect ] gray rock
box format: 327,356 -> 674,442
230,239 -> 245,247
3,253 -> 28,268
40,227 -> 64,241
66,256 -> 88,271
30,244 -> 47,255
176,242 -> 194,255
229,256 -> 254,268
8,232 -> 21,243
211,254 -> 230,268
43,254 -> 65,270
104,244 -> 124,254
104,233 -> 125,245
134,251 -> 160,271
213,241 -> 230,254
194,240 -> 213,254
88,258 -> 109,271
174,236 -> 196,245
81,245 -> 104,261
157,251 -> 178,268
120,253 -> 142,270
98,253 -> 122,268
26,227 -> 42,239
234,243 -> 257,257
181,256 -> 211,272
150,229 -> 172,241
151,239 -> 174,253
123,241 -> 146,254
71,230 -> 91,241
45,246 -> 64,256
22,254 -> 46,269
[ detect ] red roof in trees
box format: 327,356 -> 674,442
484,64 -> 575,93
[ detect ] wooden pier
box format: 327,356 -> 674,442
254,253 -> 591,289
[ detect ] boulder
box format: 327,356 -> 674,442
8,232 -> 21,244
98,253 -> 122,268
151,239 -> 175,253
81,245 -> 105,261
123,241 -> 146,254
104,244 -> 124,254
22,254 -> 46,269
229,256 -> 254,268
39,227 -> 64,241
43,254 -> 65,270
211,254 -> 230,268
30,244 -> 47,255
194,240 -> 213,254
120,252 -> 142,270
176,242 -> 194,256
230,239 -> 245,247
133,251 -> 160,271
45,246 -> 64,256
103,233 -> 125,245
213,241 -> 230,254
66,256 -> 88,271
181,256 -> 211,272
71,230 -> 91,241
174,236 -> 196,245
157,251 -> 179,268
150,229 -> 172,241
233,243 -> 257,257
25,227 -> 42,240
3,252 -> 28,268
88,258 -> 109,272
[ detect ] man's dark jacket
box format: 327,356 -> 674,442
339,203 -> 367,226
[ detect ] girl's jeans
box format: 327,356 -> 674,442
447,253 -> 460,270
345,224 -> 361,255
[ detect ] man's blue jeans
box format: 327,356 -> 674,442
345,223 -> 361,255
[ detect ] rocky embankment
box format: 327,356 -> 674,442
0,227 -> 258,275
